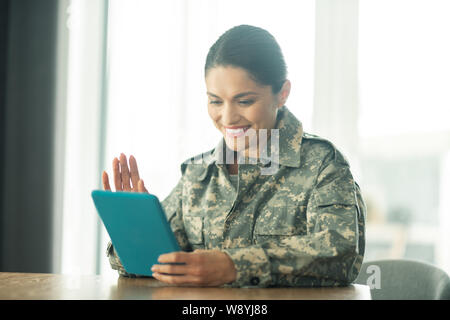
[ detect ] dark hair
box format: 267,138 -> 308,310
205,25 -> 287,94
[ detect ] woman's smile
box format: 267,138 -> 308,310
224,125 -> 251,138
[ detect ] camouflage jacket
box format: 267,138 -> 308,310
107,105 -> 366,288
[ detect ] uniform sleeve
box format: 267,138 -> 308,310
106,240 -> 140,277
222,151 -> 366,288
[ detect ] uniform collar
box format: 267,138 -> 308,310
205,105 -> 303,168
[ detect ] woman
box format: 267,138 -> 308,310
102,25 -> 366,288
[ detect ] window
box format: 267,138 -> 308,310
358,0 -> 450,272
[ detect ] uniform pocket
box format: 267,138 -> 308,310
183,215 -> 204,245
253,206 -> 299,244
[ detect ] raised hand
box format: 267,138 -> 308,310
102,153 -> 148,193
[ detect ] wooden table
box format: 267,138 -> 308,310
0,272 -> 371,300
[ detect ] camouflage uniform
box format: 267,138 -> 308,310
107,105 -> 366,288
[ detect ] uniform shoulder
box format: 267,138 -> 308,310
179,148 -> 215,181
301,132 -> 350,166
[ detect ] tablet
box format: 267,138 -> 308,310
91,190 -> 180,276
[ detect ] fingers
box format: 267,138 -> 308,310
151,263 -> 188,276
151,272 -> 202,286
152,252 -> 202,285
138,179 -> 149,193
113,157 -> 122,191
157,252 -> 192,264
102,171 -> 111,191
119,153 -> 132,191
129,155 -> 141,191
110,153 -> 147,193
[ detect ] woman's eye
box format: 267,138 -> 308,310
209,100 -> 222,105
239,100 -> 254,106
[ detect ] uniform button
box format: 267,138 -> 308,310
250,277 -> 260,286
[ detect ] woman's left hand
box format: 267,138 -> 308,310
151,249 -> 237,286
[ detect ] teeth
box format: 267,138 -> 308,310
227,128 -> 245,133
226,126 -> 249,133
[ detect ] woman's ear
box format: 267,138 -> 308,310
277,80 -> 291,108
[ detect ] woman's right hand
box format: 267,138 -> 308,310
102,153 -> 148,193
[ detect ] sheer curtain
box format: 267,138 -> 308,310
313,0 -> 360,178
58,0 -> 108,275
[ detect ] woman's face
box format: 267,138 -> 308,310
205,66 -> 290,155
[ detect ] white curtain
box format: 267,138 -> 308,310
312,0 -> 360,179
57,0 -> 108,275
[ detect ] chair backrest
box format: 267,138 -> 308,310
354,259 -> 450,300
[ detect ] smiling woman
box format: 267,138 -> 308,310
104,24 -> 366,288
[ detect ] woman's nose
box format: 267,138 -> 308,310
221,103 -> 240,124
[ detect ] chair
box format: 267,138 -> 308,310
354,259 -> 450,300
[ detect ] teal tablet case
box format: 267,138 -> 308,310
91,190 -> 180,276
